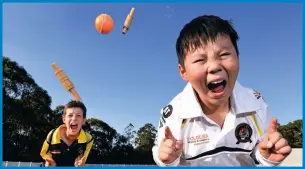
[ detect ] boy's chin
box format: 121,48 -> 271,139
67,128 -> 81,136
206,92 -> 231,105
208,98 -> 229,106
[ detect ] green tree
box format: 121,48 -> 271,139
83,118 -> 117,163
3,56 -> 162,164
135,123 -> 157,151
107,123 -> 136,164
278,119 -> 302,148
52,105 -> 64,126
131,123 -> 157,165
3,56 -> 55,161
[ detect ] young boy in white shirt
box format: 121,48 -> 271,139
152,15 -> 291,166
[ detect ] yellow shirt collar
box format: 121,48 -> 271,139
51,124 -> 87,144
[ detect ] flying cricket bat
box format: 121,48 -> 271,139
52,62 -> 81,102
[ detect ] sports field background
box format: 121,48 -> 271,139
2,149 -> 302,167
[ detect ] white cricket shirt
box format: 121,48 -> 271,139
152,81 -> 281,166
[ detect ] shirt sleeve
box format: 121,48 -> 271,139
40,130 -> 53,160
83,136 -> 94,163
75,133 -> 94,166
152,106 -> 183,166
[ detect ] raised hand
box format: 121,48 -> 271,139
258,118 -> 292,162
158,126 -> 184,164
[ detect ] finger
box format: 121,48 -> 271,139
81,156 -> 86,161
277,145 -> 292,155
163,138 -> 175,148
159,151 -> 177,161
164,126 -> 175,140
268,118 -> 278,133
159,145 -> 175,155
76,160 -> 81,165
268,132 -> 282,148
274,138 -> 288,151
175,140 -> 184,150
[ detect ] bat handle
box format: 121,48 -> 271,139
70,89 -> 81,102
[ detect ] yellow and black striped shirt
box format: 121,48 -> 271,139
40,124 -> 94,166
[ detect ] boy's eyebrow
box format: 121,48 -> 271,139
189,49 -> 207,57
192,53 -> 207,58
191,48 -> 233,58
67,111 -> 82,114
188,43 -> 234,56
219,44 -> 234,50
221,46 -> 233,50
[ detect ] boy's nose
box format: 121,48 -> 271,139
71,115 -> 77,120
207,61 -> 222,74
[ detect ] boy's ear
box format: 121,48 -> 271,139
62,115 -> 66,124
82,118 -> 86,125
178,64 -> 189,82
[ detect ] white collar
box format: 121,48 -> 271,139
178,81 -> 261,119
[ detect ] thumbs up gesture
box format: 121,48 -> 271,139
258,118 -> 292,162
158,126 -> 184,164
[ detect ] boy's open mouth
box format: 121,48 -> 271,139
207,80 -> 227,93
70,124 -> 78,130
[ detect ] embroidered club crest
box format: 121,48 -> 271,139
235,123 -> 253,144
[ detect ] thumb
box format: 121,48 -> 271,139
164,126 -> 175,140
268,118 -> 278,133
80,156 -> 86,161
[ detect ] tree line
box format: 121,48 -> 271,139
2,56 -> 302,164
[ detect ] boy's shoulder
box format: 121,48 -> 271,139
234,82 -> 270,123
158,92 -> 184,127
46,128 -> 55,139
234,82 -> 267,106
46,127 -> 59,144
160,91 -> 184,116
84,131 -> 93,142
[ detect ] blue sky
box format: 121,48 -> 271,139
3,3 -> 302,134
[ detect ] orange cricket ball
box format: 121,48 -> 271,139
95,13 -> 114,34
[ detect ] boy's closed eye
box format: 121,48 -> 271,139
193,59 -> 207,63
220,52 -> 231,57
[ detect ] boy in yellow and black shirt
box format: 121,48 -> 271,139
40,101 -> 94,167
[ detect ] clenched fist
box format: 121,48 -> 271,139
258,118 -> 292,162
158,126 -> 184,164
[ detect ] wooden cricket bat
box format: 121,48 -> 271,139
52,62 -> 81,102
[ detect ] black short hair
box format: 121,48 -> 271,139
176,15 -> 240,68
64,100 -> 87,118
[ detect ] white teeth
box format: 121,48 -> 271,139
211,80 -> 224,84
